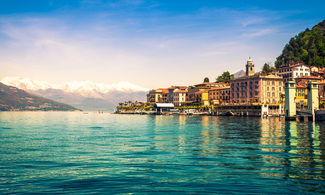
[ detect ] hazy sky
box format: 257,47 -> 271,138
0,0 -> 324,89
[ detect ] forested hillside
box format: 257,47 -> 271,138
275,20 -> 325,68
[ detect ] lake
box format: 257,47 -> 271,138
0,112 -> 324,194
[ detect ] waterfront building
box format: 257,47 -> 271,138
186,87 -> 210,106
293,76 -> 322,105
277,62 -> 310,82
208,86 -> 230,105
173,88 -> 188,107
147,86 -> 187,105
296,84 -> 307,106
195,89 -> 210,106
146,88 -> 169,104
154,103 -> 174,114
295,75 -> 322,85
186,82 -> 226,106
230,74 -> 283,105
310,67 -> 325,77
168,86 -> 187,103
230,58 -> 284,105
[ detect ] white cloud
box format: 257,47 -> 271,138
0,8 -> 286,88
241,28 -> 277,38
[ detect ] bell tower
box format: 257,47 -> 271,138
246,57 -> 255,76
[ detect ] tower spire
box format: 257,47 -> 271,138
246,57 -> 255,76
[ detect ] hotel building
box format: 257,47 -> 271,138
277,62 -> 310,82
230,58 -> 284,105
208,86 -> 230,105
173,88 -> 188,107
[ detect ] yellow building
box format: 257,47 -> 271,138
193,89 -> 209,106
146,88 -> 169,104
295,84 -> 307,106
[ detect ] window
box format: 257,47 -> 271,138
272,81 -> 275,85
279,87 -> 281,91
267,81 -> 270,85
300,73 -> 303,76
305,73 -> 308,76
267,92 -> 270,96
267,87 -> 269,91
272,92 -> 275,97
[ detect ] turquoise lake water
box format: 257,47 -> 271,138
0,112 -> 324,194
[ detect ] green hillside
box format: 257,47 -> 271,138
275,20 -> 325,68
0,82 -> 80,111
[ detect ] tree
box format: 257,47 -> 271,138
262,63 -> 275,74
216,71 -> 234,83
203,77 -> 209,83
275,20 -> 325,68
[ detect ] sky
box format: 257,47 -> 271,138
0,0 -> 324,89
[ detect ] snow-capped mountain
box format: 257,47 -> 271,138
1,76 -> 148,96
0,76 -> 148,110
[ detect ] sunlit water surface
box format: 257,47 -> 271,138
0,112 -> 325,194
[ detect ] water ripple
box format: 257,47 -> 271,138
0,112 -> 324,193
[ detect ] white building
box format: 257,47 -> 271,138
173,89 -> 187,107
277,63 -> 310,82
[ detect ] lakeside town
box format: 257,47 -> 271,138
116,57 -> 325,118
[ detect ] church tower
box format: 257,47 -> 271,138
246,57 -> 255,76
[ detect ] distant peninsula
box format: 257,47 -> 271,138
0,82 -> 80,111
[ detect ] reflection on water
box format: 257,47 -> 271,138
260,118 -> 325,184
0,112 -> 324,193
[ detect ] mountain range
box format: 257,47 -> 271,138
233,70 -> 245,79
0,77 -> 148,111
0,82 -> 78,111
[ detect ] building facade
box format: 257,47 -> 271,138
146,88 -> 169,104
168,86 -> 187,103
208,86 -> 230,105
277,63 -> 310,82
185,82 -> 226,106
230,57 -> 284,105
230,75 -> 283,105
296,84 -> 307,106
173,89 -> 187,107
